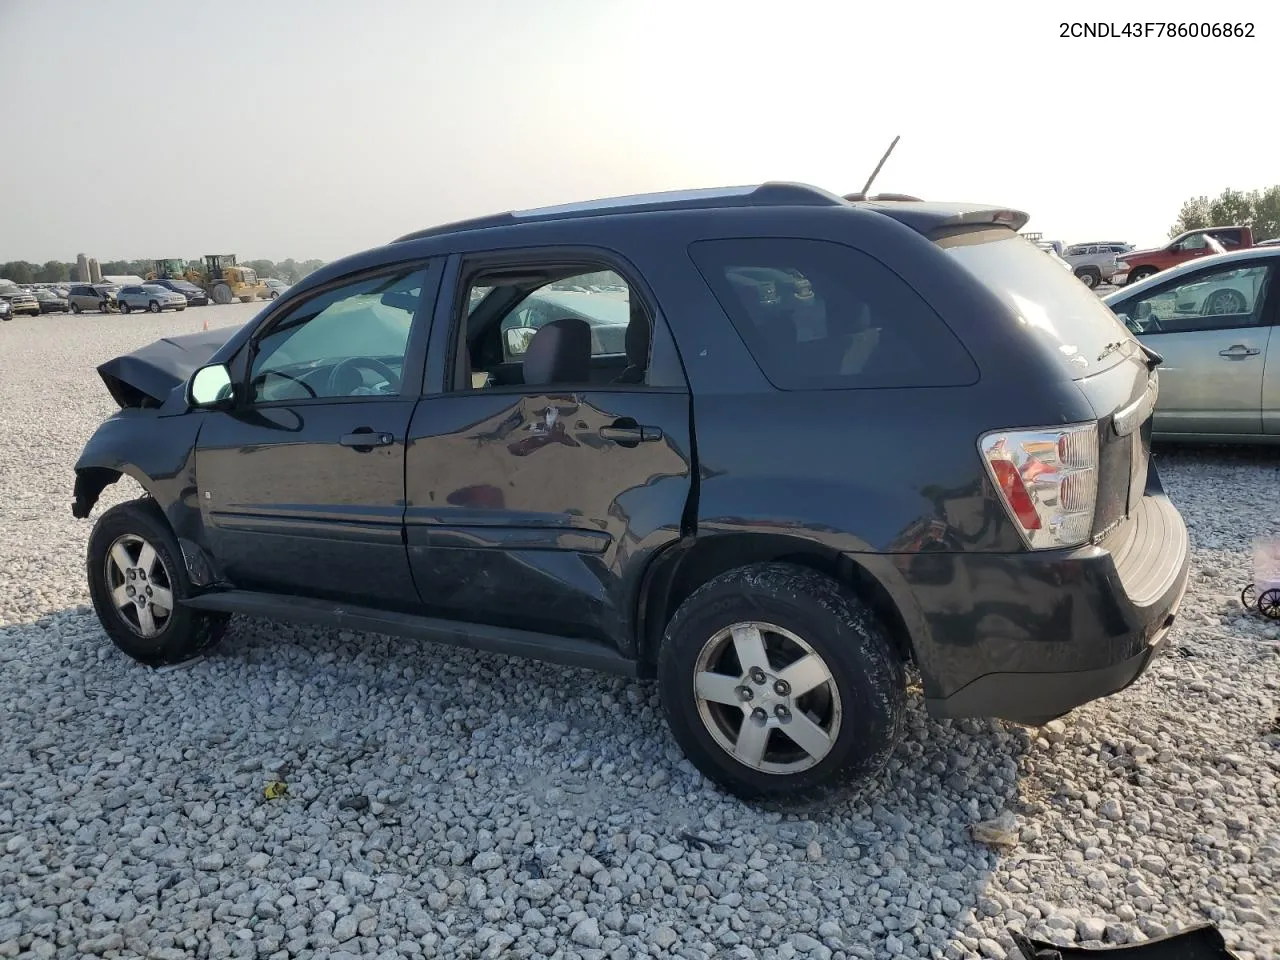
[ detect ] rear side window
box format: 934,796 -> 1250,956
689,238 -> 977,390
941,230 -> 1135,379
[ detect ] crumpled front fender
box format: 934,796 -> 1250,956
71,411 -> 205,543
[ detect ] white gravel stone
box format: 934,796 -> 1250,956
0,308 -> 1278,958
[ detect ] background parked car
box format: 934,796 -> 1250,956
116,284 -> 187,314
36,289 -> 69,313
0,298 -> 11,321
1103,246 -> 1279,442
263,277 -> 291,299
1062,242 -> 1133,288
1121,227 -> 1245,284
146,277 -> 210,306
68,283 -> 120,314
0,284 -> 41,317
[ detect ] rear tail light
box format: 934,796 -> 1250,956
980,422 -> 1098,549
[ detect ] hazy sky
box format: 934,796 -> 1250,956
2,0 -> 1275,263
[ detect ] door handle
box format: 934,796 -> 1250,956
340,428 -> 395,450
599,422 -> 663,444
1218,344 -> 1260,359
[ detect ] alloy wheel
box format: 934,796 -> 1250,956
104,534 -> 175,638
692,621 -> 842,774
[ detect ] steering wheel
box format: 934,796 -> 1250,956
327,356 -> 402,396
256,369 -> 318,400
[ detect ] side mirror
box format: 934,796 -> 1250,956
188,363 -> 235,409
504,326 -> 537,357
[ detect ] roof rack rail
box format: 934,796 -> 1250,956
393,181 -> 846,243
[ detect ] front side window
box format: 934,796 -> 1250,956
249,268 -> 427,403
1118,263 -> 1272,335
689,238 -> 977,390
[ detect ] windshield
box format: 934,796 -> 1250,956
942,232 -> 1135,379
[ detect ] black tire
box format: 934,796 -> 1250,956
71,302 -> 81,314
86,498 -> 229,666
212,284 -> 232,305
658,562 -> 906,803
1241,583 -> 1256,609
1076,267 -> 1100,289
1258,588 -> 1280,621
119,302 -> 130,314
270,290 -> 279,299
1128,267 -> 1156,285
148,300 -> 161,313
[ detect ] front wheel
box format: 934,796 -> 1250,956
119,302 -> 130,314
87,499 -> 230,665
148,300 -> 161,313
1075,267 -> 1100,289
1128,267 -> 1157,285
71,302 -> 82,314
658,563 -> 906,803
212,283 -> 232,305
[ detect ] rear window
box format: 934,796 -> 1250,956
941,230 -> 1135,379
689,238 -> 978,390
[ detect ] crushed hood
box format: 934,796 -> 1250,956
97,328 -> 232,408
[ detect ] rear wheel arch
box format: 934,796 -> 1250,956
637,534 -> 917,667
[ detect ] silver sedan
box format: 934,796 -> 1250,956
1103,247 -> 1280,443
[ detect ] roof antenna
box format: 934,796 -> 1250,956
845,136 -> 901,202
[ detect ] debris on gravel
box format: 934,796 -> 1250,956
0,312 -> 1277,958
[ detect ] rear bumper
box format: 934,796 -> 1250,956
888,469 -> 1189,725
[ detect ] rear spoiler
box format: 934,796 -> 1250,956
851,199 -> 1031,237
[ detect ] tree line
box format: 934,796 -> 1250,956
1169,185 -> 1280,242
0,257 -> 327,285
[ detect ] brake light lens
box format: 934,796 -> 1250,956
980,423 -> 1098,548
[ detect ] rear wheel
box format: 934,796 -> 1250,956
1075,267 -> 1100,289
1259,589 -> 1280,621
71,302 -> 81,314
87,499 -> 229,665
212,283 -> 232,305
658,563 -> 906,803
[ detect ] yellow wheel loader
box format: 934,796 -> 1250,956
148,255 -> 269,304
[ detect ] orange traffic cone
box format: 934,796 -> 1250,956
202,316 -> 208,331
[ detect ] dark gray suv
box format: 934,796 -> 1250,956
71,183 -> 1189,801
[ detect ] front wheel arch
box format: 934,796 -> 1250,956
72,463 -> 159,519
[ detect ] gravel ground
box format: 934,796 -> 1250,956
1,307 -> 1278,960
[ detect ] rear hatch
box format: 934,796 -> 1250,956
935,225 -> 1158,542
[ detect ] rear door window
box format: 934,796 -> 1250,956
941,230 -> 1136,379
689,238 -> 977,390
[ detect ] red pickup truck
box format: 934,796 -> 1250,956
1122,225 -> 1253,284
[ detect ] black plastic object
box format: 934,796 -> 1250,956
1011,924 -> 1239,960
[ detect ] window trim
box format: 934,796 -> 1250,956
424,245 -> 683,396
1115,259 -> 1279,337
233,258 -> 441,409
